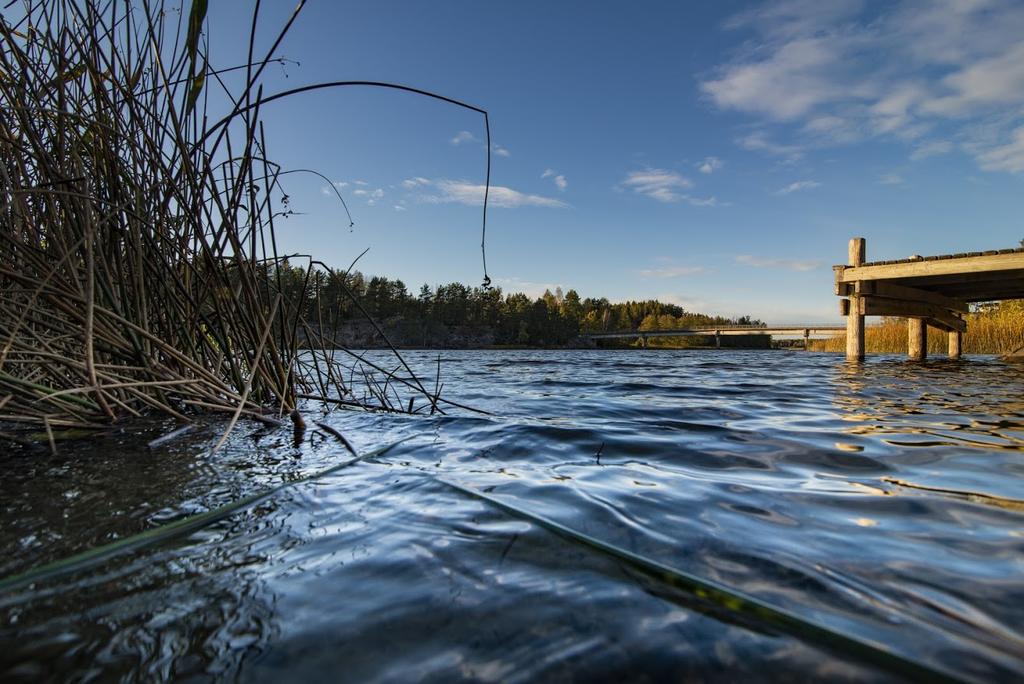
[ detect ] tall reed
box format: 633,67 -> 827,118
810,303 -> 1024,354
0,1 -> 471,436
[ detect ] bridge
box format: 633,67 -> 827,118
582,325 -> 844,348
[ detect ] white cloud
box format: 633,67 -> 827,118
353,180 -> 368,186
921,42 -> 1024,117
723,0 -> 864,40
977,125 -> 1024,173
394,205 -> 407,212
638,266 -> 707,279
736,132 -> 803,160
702,0 -> 1024,172
687,196 -> 724,207
334,181 -> 349,188
451,130 -> 477,145
776,180 -> 821,195
423,180 -> 568,209
910,140 -> 952,160
702,37 -> 851,121
878,172 -> 905,185
621,168 -> 693,202
870,84 -> 929,135
353,187 -> 385,205
401,177 -> 431,188
698,156 -> 723,174
736,255 -> 822,271
620,169 -> 724,206
452,133 -> 507,155
803,114 -> 863,143
542,169 -> 568,191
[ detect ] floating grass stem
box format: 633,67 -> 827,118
437,478 -> 964,683
0,436 -> 412,597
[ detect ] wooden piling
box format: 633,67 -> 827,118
846,238 -> 866,362
948,329 -> 962,360
908,318 -> 927,360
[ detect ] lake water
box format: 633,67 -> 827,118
2,349 -> 1023,681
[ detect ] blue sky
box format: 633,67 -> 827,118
207,0 -> 1024,322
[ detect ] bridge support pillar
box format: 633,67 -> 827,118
714,332 -> 721,348
845,238 -> 866,362
908,318 -> 927,360
948,329 -> 962,360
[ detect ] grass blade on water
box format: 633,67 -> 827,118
436,477 -> 966,684
0,437 -> 412,597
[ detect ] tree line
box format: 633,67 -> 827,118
271,262 -> 763,347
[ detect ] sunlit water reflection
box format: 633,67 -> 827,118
2,350 -> 1023,681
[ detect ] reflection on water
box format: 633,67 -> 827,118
2,350 -> 1023,681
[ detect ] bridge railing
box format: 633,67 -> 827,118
584,325 -> 768,336
582,324 -> 844,337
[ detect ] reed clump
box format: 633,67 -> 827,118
810,302 -> 1024,354
0,1 -> 451,437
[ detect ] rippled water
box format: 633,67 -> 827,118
2,350 -> 1024,681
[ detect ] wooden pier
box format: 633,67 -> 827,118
835,238 -> 1024,362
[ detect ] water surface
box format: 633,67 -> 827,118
2,350 -> 1023,681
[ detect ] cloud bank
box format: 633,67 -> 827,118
702,0 -> 1024,172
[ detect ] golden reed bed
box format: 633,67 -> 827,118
810,301 -> 1024,355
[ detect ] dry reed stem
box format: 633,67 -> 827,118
0,0 -> 486,440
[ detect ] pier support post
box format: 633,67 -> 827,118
908,318 -> 927,360
948,329 -> 962,360
803,329 -> 810,351
640,335 -> 647,348
715,332 -> 721,348
845,238 -> 866,362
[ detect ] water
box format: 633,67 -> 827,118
2,350 -> 1023,681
